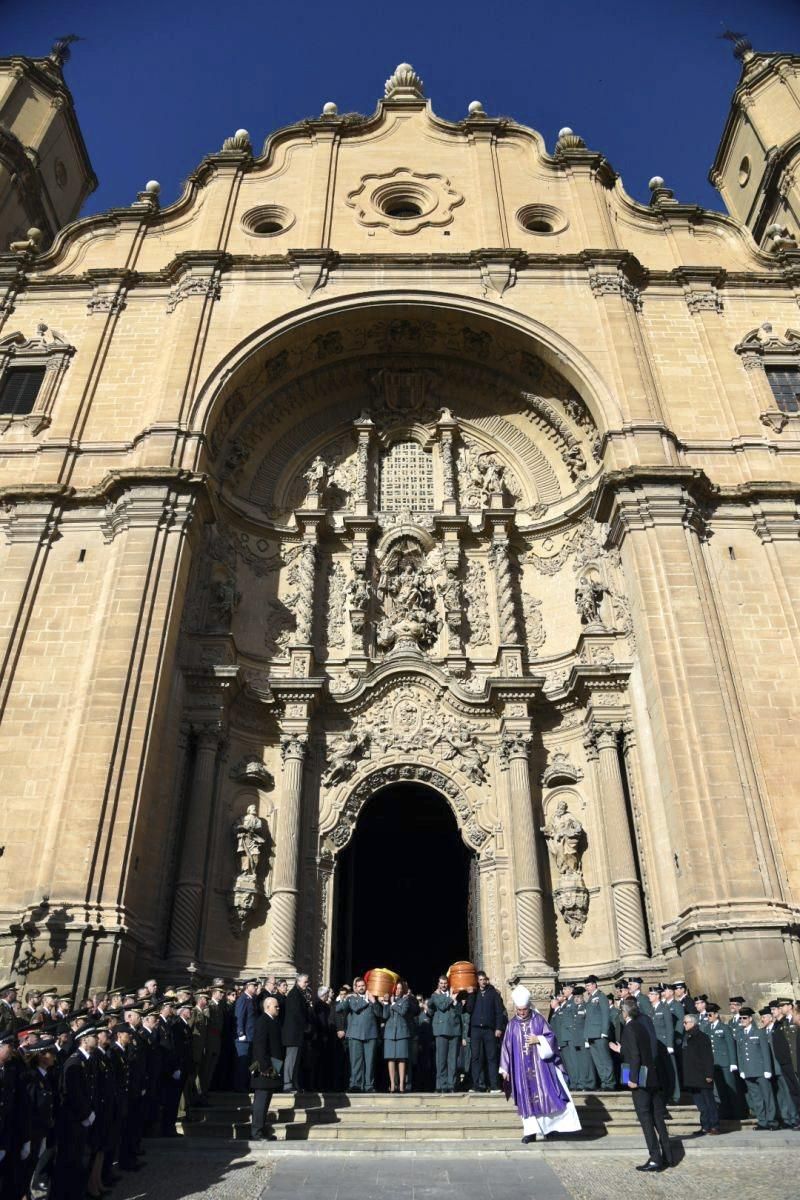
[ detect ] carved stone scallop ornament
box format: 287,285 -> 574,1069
346,168 -> 464,236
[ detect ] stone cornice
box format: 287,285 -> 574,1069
0,467 -> 211,510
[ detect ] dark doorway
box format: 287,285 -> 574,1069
333,784 -> 472,994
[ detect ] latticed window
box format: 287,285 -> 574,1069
765,366 -> 800,414
0,367 -> 46,416
379,439 -> 434,511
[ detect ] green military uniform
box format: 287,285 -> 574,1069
557,995 -> 578,1085
707,1016 -> 740,1118
0,996 -> 18,1037
652,998 -> 680,1102
737,1019 -> 778,1128
427,991 -> 463,1093
629,986 -> 652,1018
584,985 -> 615,1090
337,993 -> 382,1093
571,990 -> 597,1090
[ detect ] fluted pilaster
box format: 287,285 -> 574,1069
168,725 -> 222,960
268,733 -> 308,972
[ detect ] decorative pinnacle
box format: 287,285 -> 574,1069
467,100 -> 485,117
721,30 -> 753,62
555,127 -> 586,153
221,129 -> 252,153
384,62 -> 424,99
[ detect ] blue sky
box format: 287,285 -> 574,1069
5,0 -> 798,218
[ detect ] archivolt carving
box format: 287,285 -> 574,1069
324,763 -> 490,853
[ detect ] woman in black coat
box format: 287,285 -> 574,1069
680,1015 -> 719,1134
251,998 -> 284,1139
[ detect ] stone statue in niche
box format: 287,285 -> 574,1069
376,539 -> 440,652
233,804 -> 268,875
345,573 -> 371,610
229,805 -> 271,936
541,800 -> 585,875
303,455 -> 328,499
540,800 -> 590,938
208,570 -> 241,628
322,730 -> 371,788
575,575 -> 607,627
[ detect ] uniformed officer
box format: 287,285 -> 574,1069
583,976 -> 615,1090
53,1024 -> 97,1200
0,985 -> 18,1036
694,995 -> 711,1030
427,976 -> 464,1094
674,981 -> 693,1016
705,1002 -> 741,1118
200,986 -> 226,1101
737,1007 -> 778,1130
557,983 -> 579,1086
760,1006 -> 800,1130
728,995 -> 746,1036
650,985 -> 679,1103
628,978 -> 652,1018
337,977 -> 382,1093
21,1033 -> 58,1199
571,986 -> 598,1090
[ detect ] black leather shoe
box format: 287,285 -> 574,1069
635,1162 -> 663,1173
521,1134 -> 535,1144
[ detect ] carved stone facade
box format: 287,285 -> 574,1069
1,52 -> 800,1005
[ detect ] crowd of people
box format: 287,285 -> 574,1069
0,969 -> 798,1192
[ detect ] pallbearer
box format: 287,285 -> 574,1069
499,986 -> 582,1144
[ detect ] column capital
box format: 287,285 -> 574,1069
583,720 -> 622,758
280,733 -> 308,762
497,730 -> 532,768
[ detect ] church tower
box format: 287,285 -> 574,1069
710,34 -> 800,251
0,37 -> 96,251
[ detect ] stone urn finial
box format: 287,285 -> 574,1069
385,62 -> 424,99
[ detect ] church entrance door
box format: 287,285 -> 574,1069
332,783 -> 473,995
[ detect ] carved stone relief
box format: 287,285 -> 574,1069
464,561 -> 491,647
541,799 -> 589,937
375,536 -> 441,653
229,804 -> 271,936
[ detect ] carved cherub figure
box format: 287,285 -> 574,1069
322,731 -> 370,788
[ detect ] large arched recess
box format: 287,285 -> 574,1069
184,289 -> 623,465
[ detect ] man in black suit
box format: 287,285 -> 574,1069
611,997 -> 673,1172
466,971 -> 506,1093
251,996 -> 284,1138
281,974 -> 311,1093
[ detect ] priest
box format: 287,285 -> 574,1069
499,985 -> 582,1143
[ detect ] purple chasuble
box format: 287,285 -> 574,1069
500,1011 -> 570,1119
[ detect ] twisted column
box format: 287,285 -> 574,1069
354,413 -> 374,508
587,722 -> 649,961
291,541 -> 317,645
493,540 -> 519,644
501,732 -> 549,970
268,734 -> 308,973
437,409 -> 458,505
168,724 -> 222,960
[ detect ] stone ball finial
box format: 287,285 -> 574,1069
145,180 -> 161,195
322,102 -> 338,116
235,129 -> 249,141
468,100 -> 485,116
384,62 -> 424,99
648,176 -> 665,191
557,127 -> 573,140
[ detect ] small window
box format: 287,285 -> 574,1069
0,367 -> 46,416
765,366 -> 800,414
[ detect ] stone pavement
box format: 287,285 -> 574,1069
116,1131 -> 800,1200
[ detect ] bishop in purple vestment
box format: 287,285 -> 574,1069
499,986 -> 582,1142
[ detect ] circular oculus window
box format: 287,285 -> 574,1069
738,156 -> 751,187
242,204 -> 296,237
516,204 -> 568,236
372,181 -> 437,221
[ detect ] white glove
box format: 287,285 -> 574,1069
585,1041 -> 590,1048
20,1142 -> 31,1162
730,1065 -> 738,1073
238,1034 -> 247,1041
172,1070 -> 181,1080
764,1072 -> 772,1079
667,1047 -> 674,1055
81,1111 -> 96,1128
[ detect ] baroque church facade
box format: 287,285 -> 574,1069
1,38 -> 800,1003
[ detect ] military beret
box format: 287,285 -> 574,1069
759,1007 -> 772,1017
573,986 -> 586,996
648,984 -> 663,994
110,1023 -> 129,1035
584,975 -> 599,985
739,1006 -> 755,1017
695,994 -> 708,1003
768,999 -> 781,1008
729,996 -> 745,1004
629,977 -> 643,985
615,979 -> 629,989
706,1002 -> 720,1013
